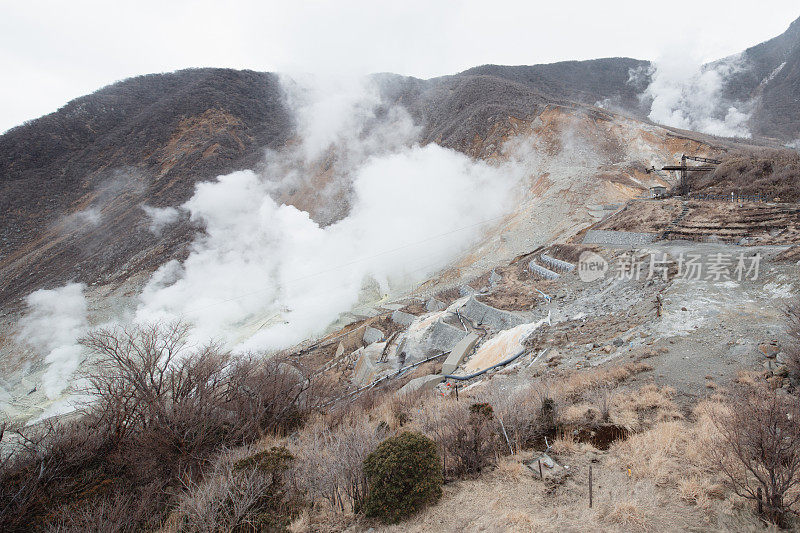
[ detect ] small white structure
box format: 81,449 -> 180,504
650,186 -> 668,198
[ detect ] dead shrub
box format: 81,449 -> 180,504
786,300 -> 800,386
419,400 -> 499,479
386,388 -> 425,428
481,383 -> 560,454
175,446 -> 302,532
291,415 -> 386,514
44,482 -> 167,533
0,321 -> 317,531
79,322 -> 313,474
710,383 -> 800,527
0,418 -> 112,531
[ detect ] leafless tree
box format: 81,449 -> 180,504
293,416 -> 385,513
79,321 -> 191,446
0,418 -> 111,531
419,400 -> 499,478
1,321 -> 318,530
78,321 -> 314,471
785,300 -> 800,386
710,384 -> 800,527
481,383 -> 560,454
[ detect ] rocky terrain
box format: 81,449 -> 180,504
1,13 -> 800,533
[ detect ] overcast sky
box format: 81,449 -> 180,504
1,1 -> 798,133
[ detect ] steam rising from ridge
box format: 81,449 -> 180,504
17,283 -> 87,399
640,54 -> 753,138
135,75 -> 526,351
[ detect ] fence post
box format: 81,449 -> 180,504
757,487 -> 763,515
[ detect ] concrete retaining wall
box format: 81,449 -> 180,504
363,326 -> 384,345
391,310 -> 416,327
425,298 -> 446,312
397,374 -> 444,395
353,342 -> 388,385
460,295 -> 528,331
425,321 -> 467,355
399,319 -> 467,365
441,333 -> 480,374
528,261 -> 560,280
540,254 -> 575,272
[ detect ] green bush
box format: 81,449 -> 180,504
363,432 -> 443,523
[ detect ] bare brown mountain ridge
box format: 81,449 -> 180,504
2,16 -> 800,307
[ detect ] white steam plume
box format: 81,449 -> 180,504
641,54 -> 752,138
137,147 -> 523,351
17,283 -> 88,398
142,204 -> 179,234
61,207 -> 102,231
135,75 -> 525,351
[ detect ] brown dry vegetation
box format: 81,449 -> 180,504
2,321 -> 799,532
597,199 -> 683,233
778,245 -> 800,262
377,384 -> 799,532
0,322 -> 321,532
694,149 -> 800,202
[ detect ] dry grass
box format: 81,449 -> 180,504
14,327 -> 778,532
553,362 -> 653,401
607,398 -> 725,514
549,434 -> 580,456
558,382 -> 679,436
677,476 -> 725,513
597,483 -> 656,532
197,366 -> 778,532
694,148 -> 800,202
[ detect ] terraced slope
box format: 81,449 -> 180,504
665,202 -> 800,243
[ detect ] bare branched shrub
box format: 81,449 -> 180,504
418,400 -> 499,478
175,446 -> 301,532
481,383 -> 559,454
1,321 -> 317,531
0,417 -> 115,531
786,300 -> 800,386
292,415 -> 386,513
387,389 -> 425,428
45,482 -> 167,533
593,385 -> 612,423
710,384 -> 800,527
79,322 -> 313,474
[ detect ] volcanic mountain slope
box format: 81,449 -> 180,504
470,15 -> 800,143
0,86 -> 769,425
4,14 -> 800,309
0,16 -> 798,425
0,68 -> 736,309
716,15 -> 800,140
461,57 -> 652,115
0,69 -> 622,308
0,69 -> 292,304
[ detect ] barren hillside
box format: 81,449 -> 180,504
1,15 -> 800,532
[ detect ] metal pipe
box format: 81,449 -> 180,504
442,348 -> 527,381
322,350 -> 451,406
